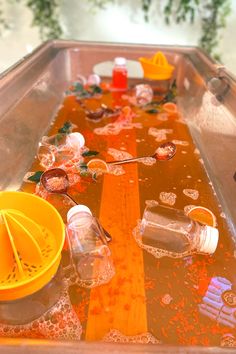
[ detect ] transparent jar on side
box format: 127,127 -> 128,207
139,204 -> 219,258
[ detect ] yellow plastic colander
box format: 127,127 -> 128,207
0,191 -> 65,301
139,51 -> 174,80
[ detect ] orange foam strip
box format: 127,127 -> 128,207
86,130 -> 147,340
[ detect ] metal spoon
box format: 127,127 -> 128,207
40,168 -> 112,242
107,142 -> 176,166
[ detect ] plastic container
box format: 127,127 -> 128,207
0,264 -> 82,341
139,51 -> 174,81
66,205 -> 115,287
38,132 -> 85,169
135,84 -> 153,106
138,51 -> 175,95
112,57 -> 128,91
1,40 -> 236,352
0,191 -> 65,301
199,276 -> 236,328
140,204 -> 219,258
0,266 -> 63,325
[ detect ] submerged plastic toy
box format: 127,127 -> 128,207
199,276 -> 236,328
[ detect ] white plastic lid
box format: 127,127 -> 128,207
114,57 -> 126,66
87,74 -> 101,86
67,205 -> 92,222
67,132 -> 85,148
199,226 -> 219,254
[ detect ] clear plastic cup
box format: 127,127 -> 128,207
37,144 -> 56,169
38,132 -> 85,169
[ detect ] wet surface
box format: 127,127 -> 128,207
15,84 -> 236,346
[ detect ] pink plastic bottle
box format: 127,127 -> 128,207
112,57 -> 128,91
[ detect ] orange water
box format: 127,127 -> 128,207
19,87 -> 236,347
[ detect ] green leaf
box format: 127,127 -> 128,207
163,80 -> 177,103
73,82 -> 84,92
54,133 -> 64,146
79,163 -> 88,170
58,121 -> 72,134
27,171 -> 44,183
82,150 -> 99,157
146,109 -> 159,114
90,85 -> 103,94
80,170 -> 89,177
92,172 -> 97,180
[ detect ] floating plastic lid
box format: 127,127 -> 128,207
67,204 -> 92,222
0,191 -> 65,301
199,225 -> 219,254
139,51 -> 174,80
67,132 -> 85,148
87,74 -> 101,86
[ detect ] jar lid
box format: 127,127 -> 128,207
199,226 -> 219,254
67,204 -> 92,222
114,57 -> 126,66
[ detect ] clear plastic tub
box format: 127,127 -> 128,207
1,40 -> 236,353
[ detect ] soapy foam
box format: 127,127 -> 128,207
0,289 -> 82,340
184,205 -> 197,215
108,165 -> 125,176
107,148 -> 156,166
103,329 -> 160,344
148,127 -> 173,142
138,157 -> 156,166
157,113 -> 168,121
94,122 -> 142,136
172,140 -> 189,146
159,192 -> 177,206
107,148 -> 133,160
183,189 -> 199,200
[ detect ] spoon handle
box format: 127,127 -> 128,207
107,156 -> 150,166
66,193 -> 78,205
102,229 -> 112,243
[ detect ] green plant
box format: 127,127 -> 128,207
88,0 -> 114,9
163,0 -> 231,59
163,0 -> 199,25
0,0 -> 231,59
0,0 -> 9,35
88,0 -> 231,59
199,0 -> 231,60
26,0 -> 62,39
0,0 -> 62,39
